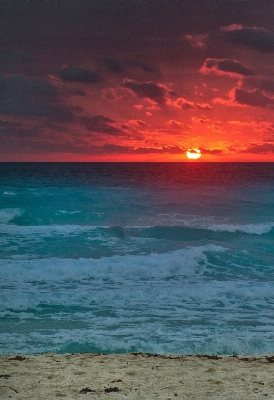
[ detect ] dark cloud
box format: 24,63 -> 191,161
128,119 -> 146,126
72,89 -> 86,96
184,34 -> 208,48
1,74 -> 56,97
187,149 -> 200,154
0,75 -> 73,121
80,115 -> 126,136
101,144 -> 185,154
197,103 -> 212,110
72,106 -> 84,113
3,136 -> 89,154
0,48 -> 32,64
170,98 -> 196,110
200,148 -> 222,154
180,100 -> 195,110
2,140 -> 181,156
0,120 -> 21,127
0,125 -> 39,138
200,58 -> 254,77
222,26 -> 274,53
122,79 -> 173,104
234,88 -> 274,107
103,57 -> 124,73
243,78 -> 274,95
134,145 -> 185,154
38,143 -> 185,155
241,143 -> 274,153
258,80 -> 274,94
59,66 -> 101,83
167,120 -> 183,128
101,87 -> 131,102
191,116 -> 210,123
6,1 -> 267,58
128,60 -> 156,73
135,120 -> 146,126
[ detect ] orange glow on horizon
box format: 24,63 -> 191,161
186,148 -> 201,160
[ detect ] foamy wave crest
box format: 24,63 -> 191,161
3,191 -> 17,195
56,210 -> 82,215
208,222 -> 274,235
2,328 -> 274,355
0,244 -> 225,287
0,208 -> 24,224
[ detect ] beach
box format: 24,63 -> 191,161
1,353 -> 274,399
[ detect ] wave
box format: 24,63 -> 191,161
56,210 -> 82,215
0,244 -> 225,286
1,222 -> 273,249
0,208 -> 25,224
2,221 -> 273,234
3,191 -> 17,195
4,243 -> 273,331
208,222 -> 274,235
126,224 -> 274,242
1,244 -> 273,356
1,328 -> 274,355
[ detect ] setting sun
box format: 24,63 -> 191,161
186,148 -> 201,160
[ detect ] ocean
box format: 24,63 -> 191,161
0,162 -> 274,355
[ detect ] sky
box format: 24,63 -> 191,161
2,0 -> 274,161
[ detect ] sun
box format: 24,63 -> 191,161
186,148 -> 201,160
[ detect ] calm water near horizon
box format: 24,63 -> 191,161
0,162 -> 274,355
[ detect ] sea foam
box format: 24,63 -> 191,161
0,208 -> 24,224
0,244 -> 226,286
208,221 -> 274,235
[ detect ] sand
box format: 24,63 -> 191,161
0,353 -> 274,399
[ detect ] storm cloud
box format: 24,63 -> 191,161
241,143 -> 274,153
200,58 -> 255,77
234,88 -> 274,107
103,58 -> 124,74
0,75 -> 73,121
128,60 -> 156,73
222,25 -> 274,53
80,115 -> 127,136
59,66 -> 101,83
122,79 -> 174,104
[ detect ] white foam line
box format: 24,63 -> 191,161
208,222 -> 274,235
0,208 -> 25,224
0,244 -> 226,283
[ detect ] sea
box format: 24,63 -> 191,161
0,162 -> 274,355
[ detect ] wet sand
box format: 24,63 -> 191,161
0,353 -> 274,399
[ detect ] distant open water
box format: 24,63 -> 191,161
1,162 -> 274,355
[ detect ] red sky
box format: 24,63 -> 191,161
2,0 -> 274,161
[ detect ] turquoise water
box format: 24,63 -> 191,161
0,163 -> 274,354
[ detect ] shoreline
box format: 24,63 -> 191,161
1,353 -> 274,399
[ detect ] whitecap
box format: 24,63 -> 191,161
0,208 -> 24,224
208,222 -> 274,235
3,191 -> 17,196
56,210 -> 82,215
